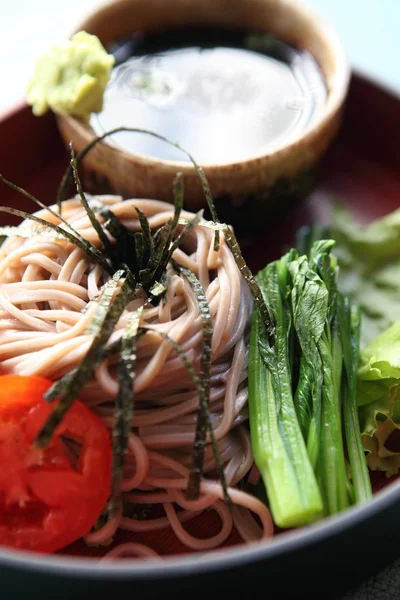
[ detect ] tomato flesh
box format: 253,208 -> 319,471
0,375 -> 112,553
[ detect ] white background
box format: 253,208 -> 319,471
0,0 -> 398,115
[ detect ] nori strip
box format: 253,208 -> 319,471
0,206 -> 113,276
175,264 -> 213,501
109,281 -> 165,515
142,327 -> 231,507
36,273 -> 136,447
109,305 -> 144,516
0,174 -> 111,271
69,144 -> 116,262
44,338 -> 123,403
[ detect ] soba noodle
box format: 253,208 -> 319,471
0,195 -> 273,557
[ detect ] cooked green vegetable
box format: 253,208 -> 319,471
249,240 -> 371,526
338,299 -> 372,503
300,206 -> 400,480
249,252 -> 323,528
291,242 -> 349,514
290,252 -> 328,469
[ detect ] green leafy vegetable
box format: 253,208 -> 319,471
249,254 -> 323,528
301,205 -> 400,480
338,298 -> 372,503
330,205 -> 400,348
249,240 -> 371,526
310,245 -> 349,515
290,254 -> 327,469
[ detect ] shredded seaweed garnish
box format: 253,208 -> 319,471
98,207 -> 137,273
55,127 -> 220,249
172,262 -> 213,501
179,216 -> 275,345
57,129 -> 208,206
99,207 -> 131,238
109,306 -> 143,516
170,173 -> 184,230
69,143 -> 116,262
161,212 -> 202,268
109,281 -> 165,516
93,174 -> 194,302
137,205 -> 154,258
85,269 -> 125,334
141,327 -> 231,507
0,205 -> 113,276
222,226 -> 275,345
0,174 -> 81,235
122,501 -> 150,520
57,126 -> 274,340
44,339 -> 123,403
152,172 -> 183,249
133,174 -> 199,295
36,274 -> 136,447
0,225 -> 67,240
0,174 -> 113,275
55,127 -> 274,339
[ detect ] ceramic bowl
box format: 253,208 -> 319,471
56,0 -> 350,231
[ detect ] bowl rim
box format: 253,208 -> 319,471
63,0 -> 351,170
0,474 -> 399,579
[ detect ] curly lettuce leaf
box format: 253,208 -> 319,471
358,321 -> 400,476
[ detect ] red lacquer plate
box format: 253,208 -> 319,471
0,74 -> 400,577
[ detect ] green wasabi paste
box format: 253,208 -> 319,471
26,31 -> 115,123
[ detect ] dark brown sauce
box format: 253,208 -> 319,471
91,27 -> 326,164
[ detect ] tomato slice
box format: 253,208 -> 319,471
0,375 -> 112,553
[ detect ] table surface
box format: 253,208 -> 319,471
1,1 -> 399,598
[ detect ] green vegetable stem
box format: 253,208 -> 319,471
248,256 -> 323,528
249,240 -> 371,527
338,298 -> 372,504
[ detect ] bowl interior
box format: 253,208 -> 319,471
77,0 -> 346,102
1,74 -> 400,578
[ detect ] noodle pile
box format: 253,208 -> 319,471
0,195 -> 273,558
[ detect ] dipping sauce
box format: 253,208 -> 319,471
91,28 -> 326,164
